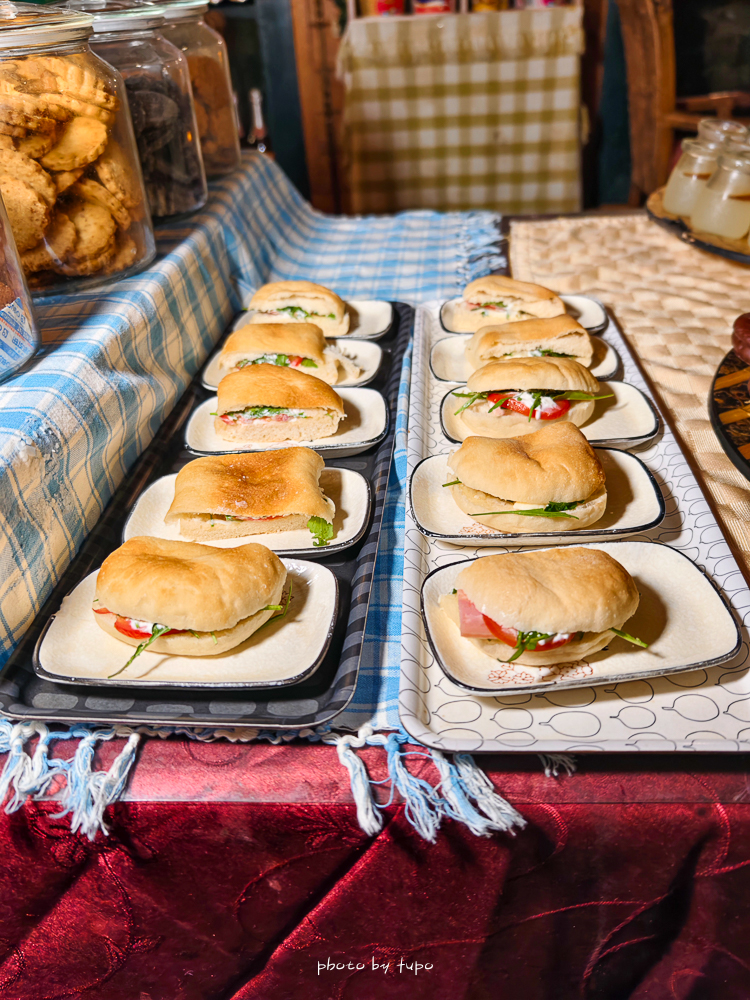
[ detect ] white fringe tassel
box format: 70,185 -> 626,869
62,732 -> 141,838
331,725 -> 383,838
538,753 -> 577,778
451,752 -> 526,835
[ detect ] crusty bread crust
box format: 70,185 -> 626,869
218,322 -> 328,371
463,275 -> 562,304
466,356 -> 600,395
166,448 -> 334,524
217,364 -> 345,416
455,547 -> 640,635
95,536 -> 287,633
466,315 -> 593,369
448,424 -> 605,503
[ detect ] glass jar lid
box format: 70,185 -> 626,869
698,118 -> 748,144
67,0 -> 166,33
0,2 -> 94,48
717,152 -> 750,173
161,0 -> 209,21
681,138 -> 721,156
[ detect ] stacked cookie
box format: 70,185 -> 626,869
187,54 -> 239,175
0,52 -> 148,286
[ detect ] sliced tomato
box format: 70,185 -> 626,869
487,392 -> 512,404
486,393 -> 572,421
93,606 -> 110,615
533,633 -> 575,651
482,617 -> 519,647
289,356 -> 303,367
534,398 -> 571,420
113,617 -> 187,640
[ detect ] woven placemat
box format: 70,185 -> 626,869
510,212 -> 750,573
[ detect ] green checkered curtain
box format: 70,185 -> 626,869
337,8 -> 585,214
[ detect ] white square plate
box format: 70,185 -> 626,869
201,338 -> 383,392
440,381 -> 659,448
440,293 -> 608,335
429,333 -> 620,383
420,541 -> 741,695
123,467 -> 371,557
237,300 -> 394,341
186,387 -> 388,458
409,448 -> 665,546
34,559 -> 338,689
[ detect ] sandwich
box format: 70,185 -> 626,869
249,281 -> 350,337
439,547 -> 645,666
465,315 -> 594,371
217,322 -> 360,385
93,536 -> 288,673
451,356 -> 610,438
214,365 -> 346,444
450,276 -> 565,333
444,424 -> 607,533
165,448 -> 335,546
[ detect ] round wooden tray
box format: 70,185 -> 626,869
711,349 -> 750,481
646,188 -> 750,267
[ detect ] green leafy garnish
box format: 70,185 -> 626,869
508,630 -> 554,662
610,627 -> 648,649
451,387 -> 613,421
255,579 -> 293,632
471,500 -> 581,520
442,479 -> 462,487
108,623 -> 172,679
451,390 -> 485,415
300,358 -> 318,367
278,306 -> 309,319
532,349 -> 574,358
224,405 -> 308,420
308,515 -> 334,547
211,632 -> 218,645
451,588 -> 457,595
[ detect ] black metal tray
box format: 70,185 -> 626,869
0,303 -> 413,730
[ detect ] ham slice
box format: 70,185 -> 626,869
458,591 -> 496,638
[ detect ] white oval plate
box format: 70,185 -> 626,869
34,560 -> 338,689
236,299 -> 394,341
185,387 -> 388,459
123,467 -> 371,557
429,334 -> 620,383
440,381 -> 659,448
440,293 -> 608,335
201,338 -> 383,392
409,449 -> 665,546
421,541 -> 741,695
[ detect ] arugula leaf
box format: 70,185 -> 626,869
610,627 -> 648,648
442,479 -> 461,488
471,501 -> 580,520
308,515 -> 334,547
211,632 -> 217,645
451,390 -> 486,415
555,391 -> 614,401
278,306 -> 309,319
108,623 -> 172,679
533,349 -> 574,358
300,358 -> 318,367
256,579 -> 294,632
508,630 -> 554,662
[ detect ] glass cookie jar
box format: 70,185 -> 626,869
0,2 -> 155,294
80,0 -> 208,220
662,139 -> 721,218
160,0 -> 240,177
690,153 -> 750,242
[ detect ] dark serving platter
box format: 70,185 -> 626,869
646,199 -> 750,267
0,303 -> 412,731
711,349 -> 750,482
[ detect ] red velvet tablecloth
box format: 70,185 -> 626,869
1,740 -> 750,999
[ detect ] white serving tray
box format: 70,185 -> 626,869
35,559 -> 338,689
409,448 -> 665,546
399,303 -> 750,753
237,299 -> 394,341
440,293 -> 608,336
429,334 -> 620,383
123,467 -> 371,558
185,387 -> 388,459
421,542 -> 739,695
201,338 -> 383,392
439,381 -> 659,448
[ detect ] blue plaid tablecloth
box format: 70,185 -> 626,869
0,151 -> 503,734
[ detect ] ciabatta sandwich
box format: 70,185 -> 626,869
214,365 -> 346,444
440,547 -> 643,666
165,448 -> 335,545
445,424 -> 606,533
450,276 -> 565,333
249,281 -> 350,337
465,315 -> 594,371
217,322 -> 360,385
452,356 -> 608,438
93,537 -> 288,664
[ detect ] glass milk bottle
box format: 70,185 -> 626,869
662,139 -> 721,217
698,118 -> 748,146
690,153 -> 750,240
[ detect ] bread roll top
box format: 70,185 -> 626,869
463,275 -> 562,305
250,281 -> 346,323
466,356 -> 600,394
95,536 -> 287,632
221,323 -> 328,366
447,424 -> 605,503
456,547 -> 639,635
472,314 -> 588,346
166,448 -> 332,522
217,364 -> 345,415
